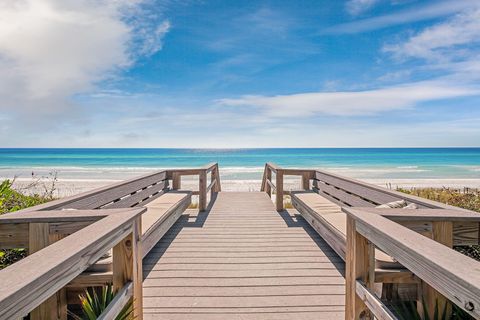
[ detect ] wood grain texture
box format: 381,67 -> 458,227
275,170 -> 284,211
142,192 -> 345,319
0,208 -> 144,320
356,281 -> 397,320
344,208 -> 480,319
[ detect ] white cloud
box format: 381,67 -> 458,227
324,0 -> 479,34
384,9 -> 480,62
346,0 -> 380,16
218,81 -> 480,117
0,0 -> 169,116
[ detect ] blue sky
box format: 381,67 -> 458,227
0,0 -> 479,147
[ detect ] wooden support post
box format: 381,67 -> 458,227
113,219 -> 143,320
132,218 -> 143,320
265,168 -> 272,197
214,165 -> 221,192
199,170 -> 207,211
172,172 -> 181,190
210,169 -> 216,199
275,169 -> 284,211
301,172 -> 310,190
29,223 -> 67,320
419,221 -> 453,319
346,216 -> 373,320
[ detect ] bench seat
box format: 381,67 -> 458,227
141,191 -> 192,257
291,190 -> 402,269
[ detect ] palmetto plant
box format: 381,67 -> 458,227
69,285 -> 133,320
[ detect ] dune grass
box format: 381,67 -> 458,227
398,187 -> 480,261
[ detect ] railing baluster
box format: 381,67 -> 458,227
275,169 -> 284,211
199,170 -> 207,211
113,217 -> 143,320
346,215 -> 374,320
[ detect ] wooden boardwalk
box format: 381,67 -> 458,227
142,192 -> 345,319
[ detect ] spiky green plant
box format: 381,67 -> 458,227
69,285 -> 133,320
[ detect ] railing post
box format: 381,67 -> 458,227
301,172 -> 310,190
172,172 -> 181,190
346,216 -> 373,320
210,167 -> 217,198
199,170 -> 207,211
266,167 -> 272,197
419,221 -> 453,318
275,169 -> 284,211
214,164 -> 221,192
29,223 -> 67,320
113,218 -> 143,320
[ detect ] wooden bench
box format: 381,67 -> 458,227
291,190 -> 402,269
291,169 -> 478,263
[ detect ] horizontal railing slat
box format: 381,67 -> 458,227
0,208 -> 144,319
103,181 -> 168,209
344,207 -> 480,319
313,180 -> 375,207
58,172 -> 167,210
315,171 -> 400,206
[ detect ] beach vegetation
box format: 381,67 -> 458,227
69,284 -> 133,320
398,187 -> 480,261
0,177 -> 56,268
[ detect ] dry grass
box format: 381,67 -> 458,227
397,187 -> 480,213
398,187 -> 480,261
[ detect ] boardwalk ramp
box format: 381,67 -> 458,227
142,192 -> 345,319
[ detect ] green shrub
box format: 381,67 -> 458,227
0,179 -> 54,268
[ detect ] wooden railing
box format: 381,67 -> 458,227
167,162 -> 221,211
261,162 -> 315,211
0,163 -> 218,319
344,207 -> 480,320
0,208 -> 144,320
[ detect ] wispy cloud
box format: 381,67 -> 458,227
323,0 -> 479,34
0,0 -> 169,118
384,9 -> 480,62
218,81 -> 480,117
346,0 -> 381,16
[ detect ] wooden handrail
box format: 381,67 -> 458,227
168,163 -> 221,211
0,208 -> 145,320
365,208 -> 480,222
343,207 -> 480,319
261,163 -> 315,211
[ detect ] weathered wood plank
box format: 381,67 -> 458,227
143,192 -> 345,319
0,208 -> 144,319
275,170 -> 284,211
344,207 -> 480,319
356,281 -> 398,320
0,223 -> 28,248
104,181 -> 167,209
313,180 -> 375,207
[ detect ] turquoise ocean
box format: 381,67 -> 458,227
1,148 -> 480,182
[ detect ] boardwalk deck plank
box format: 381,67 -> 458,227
142,192 -> 345,319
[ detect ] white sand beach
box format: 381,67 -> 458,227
8,176 -> 480,198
